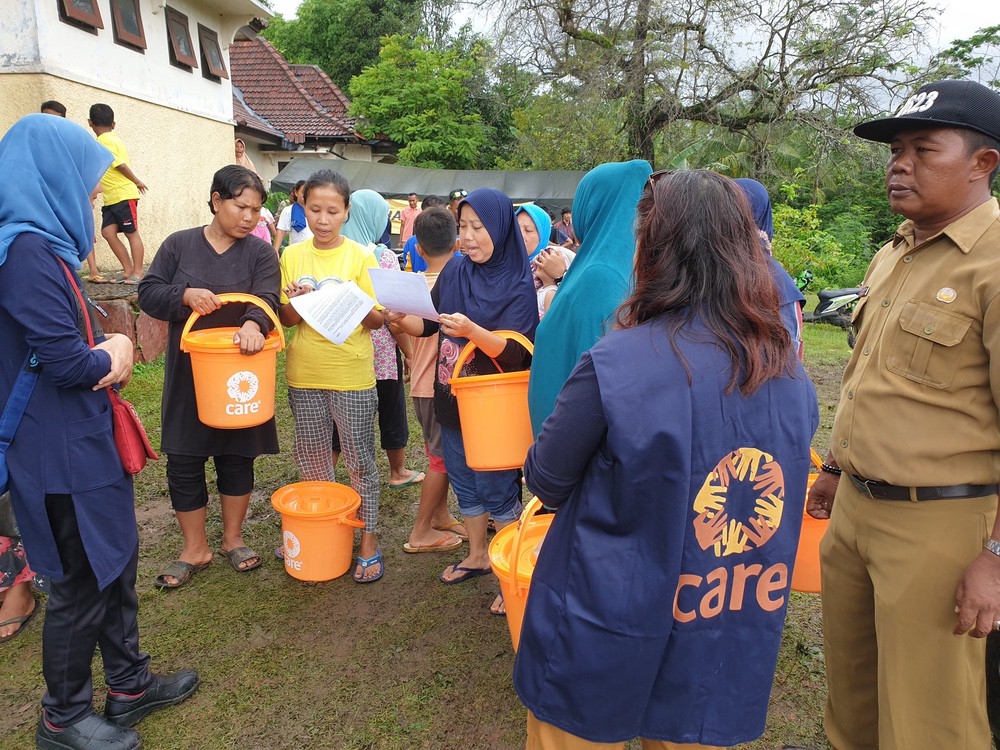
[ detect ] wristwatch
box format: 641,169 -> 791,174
986,538 -> 1000,557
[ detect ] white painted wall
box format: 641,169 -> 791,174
16,0 -> 266,123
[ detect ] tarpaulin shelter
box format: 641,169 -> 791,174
270,158 -> 587,215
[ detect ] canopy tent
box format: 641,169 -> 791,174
270,158 -> 586,214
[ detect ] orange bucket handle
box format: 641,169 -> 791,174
509,496 -> 544,595
451,330 -> 534,381
339,515 -> 366,529
180,293 -> 285,352
810,448 -> 823,470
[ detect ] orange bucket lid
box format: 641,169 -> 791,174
489,513 -> 552,588
271,481 -> 361,520
183,327 -> 283,352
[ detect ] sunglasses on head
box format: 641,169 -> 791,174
450,190 -> 468,200
646,169 -> 672,192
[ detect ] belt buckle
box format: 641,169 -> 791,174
852,474 -> 875,499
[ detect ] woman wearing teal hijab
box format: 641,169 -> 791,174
527,160 -> 652,436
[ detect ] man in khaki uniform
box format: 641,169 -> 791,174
808,79 -> 1000,750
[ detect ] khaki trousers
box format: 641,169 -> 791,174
526,712 -> 722,750
820,476 -> 995,750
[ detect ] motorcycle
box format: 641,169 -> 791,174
795,269 -> 861,349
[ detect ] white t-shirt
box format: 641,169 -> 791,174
277,205 -> 313,245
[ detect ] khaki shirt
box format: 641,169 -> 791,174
831,197 -> 1000,486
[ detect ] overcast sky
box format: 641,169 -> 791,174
264,0 -> 994,60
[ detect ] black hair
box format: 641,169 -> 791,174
40,100 -> 66,117
422,195 -> 444,209
961,129 -> 1000,187
561,207 -> 571,216
302,170 -> 350,205
407,192 -> 418,198
89,103 -> 114,126
413,207 -> 456,256
208,165 -> 266,214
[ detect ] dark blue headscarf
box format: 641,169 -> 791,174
734,178 -> 774,241
435,187 -> 538,342
0,114 -> 113,268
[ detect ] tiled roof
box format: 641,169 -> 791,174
290,65 -> 351,120
230,37 -> 359,143
232,86 -> 285,139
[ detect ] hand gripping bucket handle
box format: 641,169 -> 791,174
180,293 -> 285,352
510,496 -> 544,595
450,330 -> 534,380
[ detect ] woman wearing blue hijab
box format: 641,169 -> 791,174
338,190 -> 423,488
527,160 -> 652,436
390,187 -> 535,612
734,178 -> 806,360
515,204 -> 577,319
0,115 -> 197,750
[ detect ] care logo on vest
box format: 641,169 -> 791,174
674,447 -> 790,623
225,370 -> 261,417
692,447 -> 785,557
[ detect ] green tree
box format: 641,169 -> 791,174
262,0 -> 422,90
926,25 -> 1000,87
349,35 -> 492,169
494,0 -> 935,165
499,82 -> 627,170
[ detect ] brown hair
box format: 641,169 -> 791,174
617,170 -> 791,395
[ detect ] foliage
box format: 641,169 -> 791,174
265,191 -> 288,217
926,25 -> 1000,87
498,82 -> 627,170
772,180 -> 865,289
349,35 -> 493,169
493,0 -> 935,166
262,0 -> 422,90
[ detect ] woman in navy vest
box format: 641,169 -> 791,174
516,170 -> 819,749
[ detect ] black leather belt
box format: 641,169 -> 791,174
849,473 -> 999,501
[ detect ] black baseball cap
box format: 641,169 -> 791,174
854,79 -> 1000,144
449,189 -> 468,201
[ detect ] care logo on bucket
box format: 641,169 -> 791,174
225,371 -> 261,417
283,530 -> 303,570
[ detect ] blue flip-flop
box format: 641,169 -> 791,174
439,562 -> 493,585
353,549 -> 384,584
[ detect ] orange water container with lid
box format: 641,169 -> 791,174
791,450 -> 830,594
271,482 -> 365,582
448,330 -> 534,471
489,497 -> 554,650
180,293 -> 285,429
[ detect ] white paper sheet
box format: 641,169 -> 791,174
289,281 -> 376,345
367,268 -> 440,321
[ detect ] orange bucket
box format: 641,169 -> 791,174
449,330 -> 533,471
791,452 -> 830,594
271,482 -> 365,582
180,293 -> 284,429
489,497 -> 553,651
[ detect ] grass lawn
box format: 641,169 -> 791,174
0,323 -> 850,750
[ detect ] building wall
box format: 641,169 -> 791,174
1,0 -> 267,271
0,74 -> 233,271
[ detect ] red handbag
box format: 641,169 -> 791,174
62,262 -> 159,474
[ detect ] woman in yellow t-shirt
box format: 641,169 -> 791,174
278,170 -> 386,583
